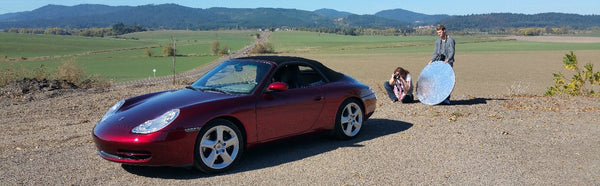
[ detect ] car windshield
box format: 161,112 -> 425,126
189,60 -> 272,94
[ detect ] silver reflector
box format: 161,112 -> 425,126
417,61 -> 455,105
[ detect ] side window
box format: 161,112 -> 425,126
272,65 -> 301,89
272,64 -> 325,89
298,65 -> 325,87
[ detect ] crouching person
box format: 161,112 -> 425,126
383,67 -> 414,103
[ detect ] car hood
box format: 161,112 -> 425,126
98,88 -> 234,129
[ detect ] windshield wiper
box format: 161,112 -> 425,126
186,86 -> 200,91
198,87 -> 229,94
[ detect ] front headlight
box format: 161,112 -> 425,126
100,100 -> 125,123
132,109 -> 180,134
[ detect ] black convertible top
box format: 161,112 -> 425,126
236,55 -> 345,82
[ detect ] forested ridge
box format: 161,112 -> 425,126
1,4 -> 598,32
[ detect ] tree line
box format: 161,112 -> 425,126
295,25 -> 597,36
294,26 -> 431,36
5,24 -> 597,38
441,13 -> 600,31
2,23 -> 146,37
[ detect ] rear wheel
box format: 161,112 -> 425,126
333,99 -> 364,139
194,119 -> 244,174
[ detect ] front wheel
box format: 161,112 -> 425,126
194,119 -> 244,174
332,99 -> 364,139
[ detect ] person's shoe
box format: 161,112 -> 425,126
442,99 -> 451,105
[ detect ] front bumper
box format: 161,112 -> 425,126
362,92 -> 377,118
92,129 -> 197,166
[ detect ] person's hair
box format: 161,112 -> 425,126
394,67 -> 409,80
436,25 -> 446,31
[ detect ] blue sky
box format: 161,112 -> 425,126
0,0 -> 599,15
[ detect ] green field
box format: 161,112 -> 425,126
2,30 -> 600,84
0,30 -> 258,82
268,31 -> 600,54
0,32 -> 154,58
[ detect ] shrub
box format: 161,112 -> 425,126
0,64 -> 17,86
145,47 -> 153,57
210,41 -> 232,55
32,64 -> 50,80
162,45 -> 175,57
79,74 -> 110,89
53,58 -> 85,85
250,42 -> 275,54
210,41 -> 220,55
0,63 -> 29,86
546,51 -> 600,96
218,44 -> 230,55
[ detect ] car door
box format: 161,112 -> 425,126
255,64 -> 326,141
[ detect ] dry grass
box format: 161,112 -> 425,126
504,36 -> 600,43
297,50 -> 600,97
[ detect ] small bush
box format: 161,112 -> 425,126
32,64 -> 50,80
250,42 -> 275,54
0,65 -> 16,86
210,41 -> 220,55
79,74 -> 110,89
219,44 -> 229,55
145,47 -> 153,57
53,59 -> 85,85
210,41 -> 231,55
546,51 -> 600,96
0,63 -> 29,86
162,45 -> 175,57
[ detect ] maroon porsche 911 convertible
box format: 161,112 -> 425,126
93,56 -> 377,173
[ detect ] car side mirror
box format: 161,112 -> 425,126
267,82 -> 288,92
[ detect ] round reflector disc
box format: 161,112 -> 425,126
417,61 -> 455,105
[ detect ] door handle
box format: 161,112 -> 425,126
314,96 -> 324,101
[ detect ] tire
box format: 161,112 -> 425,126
332,99 -> 364,139
194,119 -> 244,174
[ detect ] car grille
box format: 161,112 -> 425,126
99,150 -> 152,161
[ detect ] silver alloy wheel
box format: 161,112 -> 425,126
340,102 -> 363,137
199,125 -> 240,170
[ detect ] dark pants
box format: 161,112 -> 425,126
383,82 -> 413,103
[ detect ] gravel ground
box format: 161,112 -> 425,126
1,80 -> 599,185
1,44 -> 600,185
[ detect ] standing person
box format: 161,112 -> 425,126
429,25 -> 455,66
383,67 -> 414,103
429,25 -> 455,104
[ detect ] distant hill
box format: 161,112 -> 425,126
1,4 -> 599,31
374,8 -> 450,25
1,4 -> 131,22
314,8 -> 355,18
0,4 -> 406,29
440,13 -> 600,30
335,14 -> 407,28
